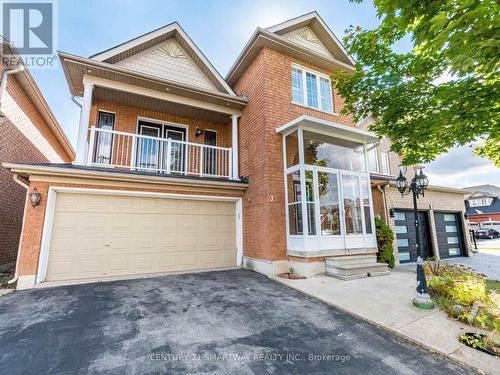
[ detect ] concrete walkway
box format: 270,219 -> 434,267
273,266 -> 499,375
441,250 -> 500,280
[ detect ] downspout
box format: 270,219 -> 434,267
377,183 -> 390,223
0,64 -> 25,113
8,174 -> 29,284
71,95 -> 82,108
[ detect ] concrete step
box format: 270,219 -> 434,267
326,255 -> 377,267
325,253 -> 390,280
326,262 -> 388,274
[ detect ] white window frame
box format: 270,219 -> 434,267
291,64 -> 335,114
469,198 -> 491,207
366,144 -> 392,176
281,126 -> 376,255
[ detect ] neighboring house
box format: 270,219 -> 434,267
358,117 -> 471,263
4,12 -> 469,289
0,41 -> 74,269
464,185 -> 500,224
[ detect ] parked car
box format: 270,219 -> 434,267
475,229 -> 500,239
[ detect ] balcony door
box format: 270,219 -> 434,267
164,126 -> 186,173
137,122 -> 161,171
136,121 -> 186,172
94,111 -> 115,164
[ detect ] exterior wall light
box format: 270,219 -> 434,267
29,188 -> 41,207
195,128 -> 204,137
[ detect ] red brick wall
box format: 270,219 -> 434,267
233,47 -> 357,261
1,70 -> 73,163
0,70 -> 73,266
467,213 -> 500,223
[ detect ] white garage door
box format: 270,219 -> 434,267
45,192 -> 237,282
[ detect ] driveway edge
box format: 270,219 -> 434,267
270,275 -> 485,375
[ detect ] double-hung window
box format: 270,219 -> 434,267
291,65 -> 333,112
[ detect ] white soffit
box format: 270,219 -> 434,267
276,115 -> 379,144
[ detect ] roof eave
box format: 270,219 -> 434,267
58,51 -> 247,108
2,163 -> 249,190
226,29 -> 355,86
0,41 -> 75,159
276,115 -> 379,144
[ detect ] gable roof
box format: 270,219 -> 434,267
226,11 -> 355,86
90,22 -> 236,96
0,40 -> 75,160
464,184 -> 500,198
266,12 -> 354,66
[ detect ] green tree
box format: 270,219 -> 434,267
332,0 -> 500,166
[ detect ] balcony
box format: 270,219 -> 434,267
86,127 -> 234,179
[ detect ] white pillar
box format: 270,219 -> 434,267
231,115 -> 239,180
74,82 -> 94,164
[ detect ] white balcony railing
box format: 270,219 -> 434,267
86,127 -> 233,179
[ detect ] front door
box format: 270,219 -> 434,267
394,210 -> 433,262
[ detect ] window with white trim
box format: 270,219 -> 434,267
367,146 -> 391,175
469,198 -> 492,207
291,65 -> 333,112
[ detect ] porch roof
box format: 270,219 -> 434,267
276,115 -> 379,144
59,52 -> 247,117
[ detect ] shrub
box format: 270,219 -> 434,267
427,264 -> 500,333
375,217 -> 395,268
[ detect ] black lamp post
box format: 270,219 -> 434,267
396,167 -> 434,309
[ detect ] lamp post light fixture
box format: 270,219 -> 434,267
29,187 -> 41,207
396,167 -> 434,309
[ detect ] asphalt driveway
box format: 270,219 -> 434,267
0,270 -> 475,374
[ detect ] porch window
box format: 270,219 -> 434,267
287,171 -> 302,235
318,172 -> 341,235
281,124 -> 377,253
287,170 -> 316,235
361,176 -> 373,234
342,174 -> 363,235
303,131 -> 365,172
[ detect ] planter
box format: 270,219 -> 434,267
277,272 -> 306,280
458,333 -> 499,357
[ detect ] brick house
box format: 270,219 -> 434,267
0,41 -> 74,270
4,12 -> 469,289
464,185 -> 500,227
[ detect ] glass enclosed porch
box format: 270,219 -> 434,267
278,116 -> 379,256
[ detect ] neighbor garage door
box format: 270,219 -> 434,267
45,192 -> 237,282
433,212 -> 465,259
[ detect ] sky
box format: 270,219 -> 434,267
26,0 -> 499,189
